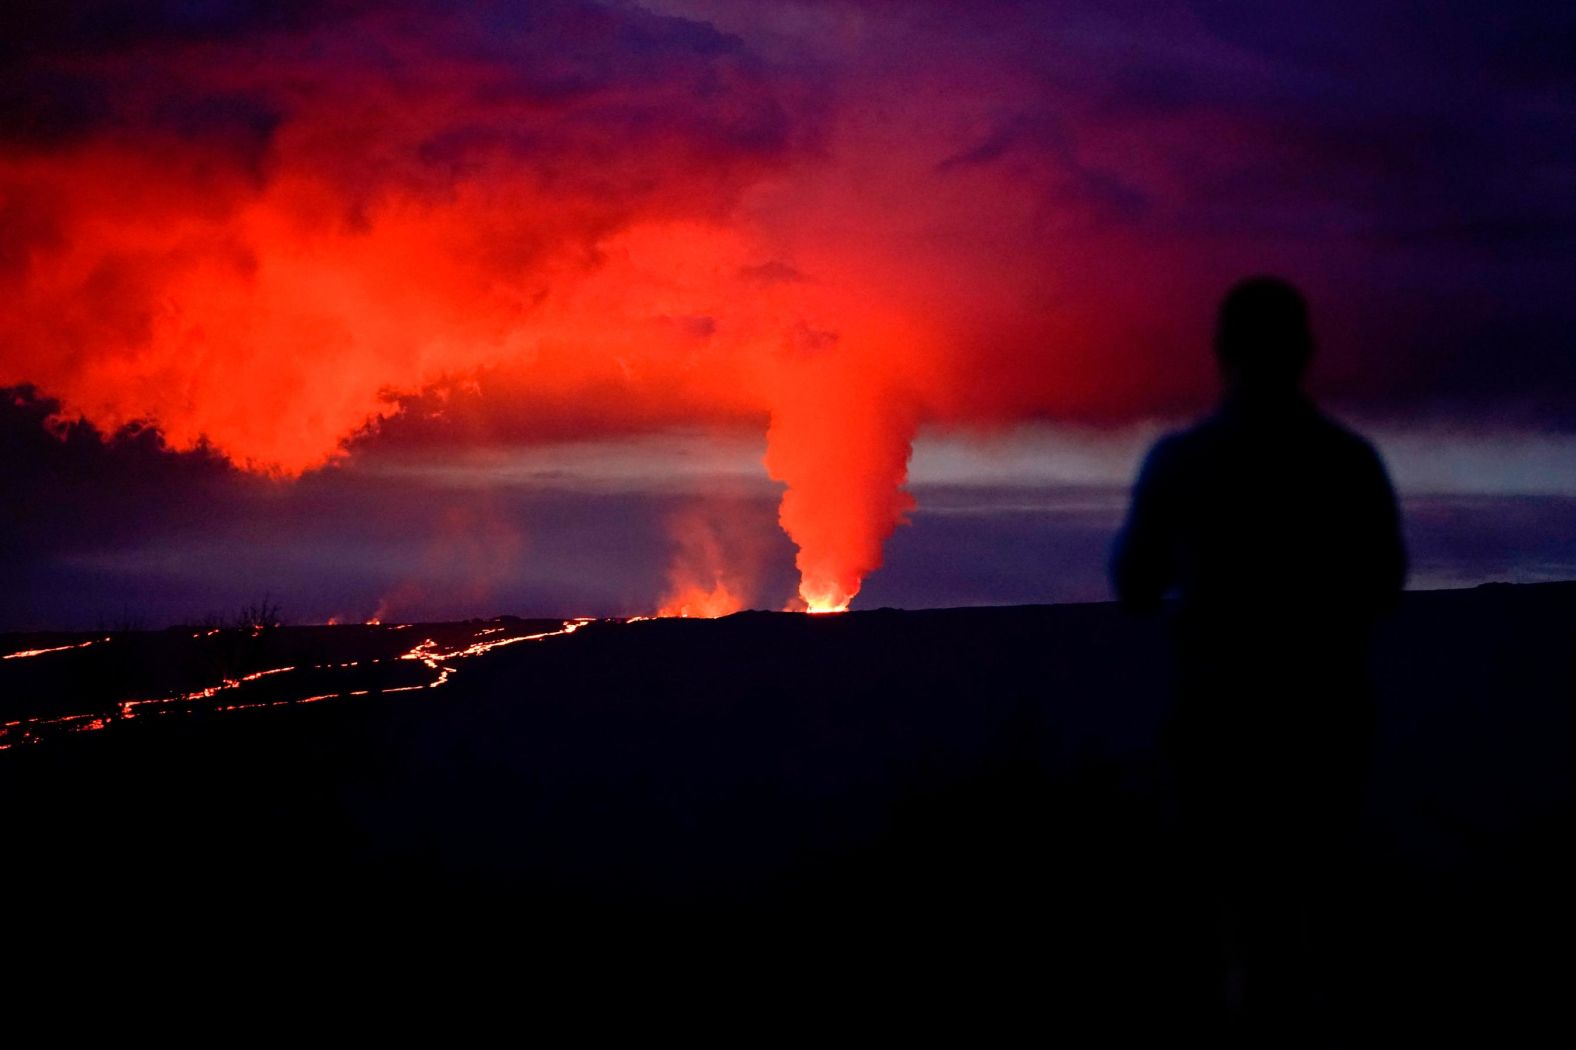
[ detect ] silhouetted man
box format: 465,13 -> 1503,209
1111,276 -> 1406,1039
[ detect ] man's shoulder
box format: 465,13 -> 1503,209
1150,416 -> 1222,460
1133,424 -> 1208,487
1307,410 -> 1386,465
1144,405 -> 1388,475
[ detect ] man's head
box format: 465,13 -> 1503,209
1214,276 -> 1314,396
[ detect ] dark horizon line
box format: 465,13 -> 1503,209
4,578 -> 1573,641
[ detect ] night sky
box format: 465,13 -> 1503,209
3,1 -> 1573,628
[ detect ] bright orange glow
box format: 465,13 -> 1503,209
654,503 -> 764,617
658,583 -> 744,619
795,578 -> 855,615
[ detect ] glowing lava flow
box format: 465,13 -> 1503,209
0,618 -> 595,749
119,665 -> 298,720
3,637 -> 110,660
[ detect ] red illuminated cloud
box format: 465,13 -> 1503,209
2,1 -> 1570,611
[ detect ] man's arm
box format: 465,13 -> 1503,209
1111,438 -> 1179,613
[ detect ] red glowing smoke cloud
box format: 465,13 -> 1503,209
1,2 -> 1402,610
656,506 -> 748,618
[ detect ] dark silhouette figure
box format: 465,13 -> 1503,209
1112,276 -> 1406,1041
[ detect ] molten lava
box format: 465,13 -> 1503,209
2,638 -> 109,660
0,619 -> 593,749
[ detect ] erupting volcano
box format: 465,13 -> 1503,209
1,1 -> 1568,621
0,1 -> 1299,614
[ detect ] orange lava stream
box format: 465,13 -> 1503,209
0,618 -> 595,749
2,637 -> 110,660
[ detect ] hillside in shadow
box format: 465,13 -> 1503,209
3,584 -> 1571,1041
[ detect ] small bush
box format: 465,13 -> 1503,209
234,596 -> 283,631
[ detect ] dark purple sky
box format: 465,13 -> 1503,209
2,2 -> 1573,626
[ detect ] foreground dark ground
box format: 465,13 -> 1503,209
3,584 -> 1572,1040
